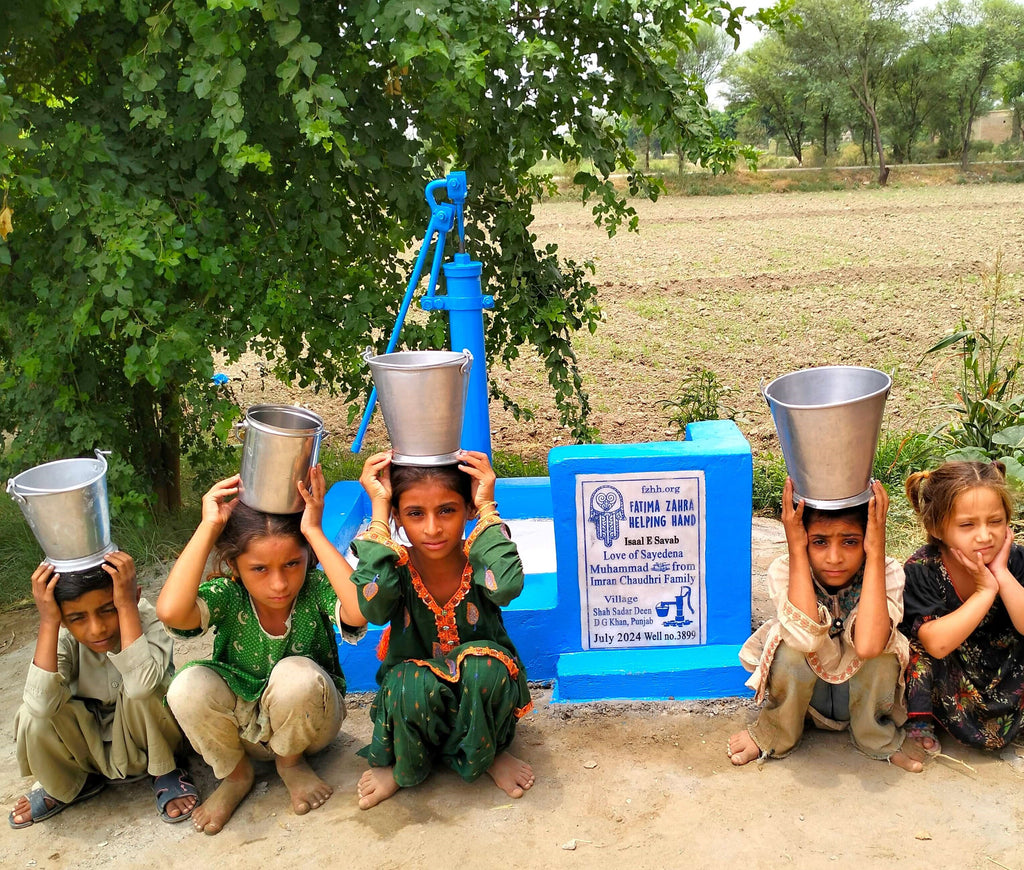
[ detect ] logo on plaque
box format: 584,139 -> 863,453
588,484 -> 626,546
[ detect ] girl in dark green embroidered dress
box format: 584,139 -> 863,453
901,461 -> 1024,758
352,449 -> 534,810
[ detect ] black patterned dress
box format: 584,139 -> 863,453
900,543 -> 1024,749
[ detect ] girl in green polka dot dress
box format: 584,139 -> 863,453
157,465 -> 366,835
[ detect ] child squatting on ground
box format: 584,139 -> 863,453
901,460 -> 1024,758
728,478 -> 922,772
156,465 -> 366,835
9,552 -> 197,829
352,449 -> 535,809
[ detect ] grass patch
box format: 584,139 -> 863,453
537,161 -> 1023,200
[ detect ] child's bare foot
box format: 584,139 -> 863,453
727,730 -> 762,765
192,758 -> 254,835
902,733 -> 941,764
275,754 -> 332,815
357,766 -> 400,810
887,750 -> 924,773
486,752 -> 534,798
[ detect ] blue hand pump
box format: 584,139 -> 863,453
351,171 -> 495,458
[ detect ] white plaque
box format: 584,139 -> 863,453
576,470 -> 707,650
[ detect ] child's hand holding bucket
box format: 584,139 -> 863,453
457,450 -> 496,512
780,477 -> 808,553
30,562 -> 62,628
863,480 -> 890,561
201,474 -> 240,532
298,465 -> 327,536
103,550 -> 140,611
359,451 -> 393,507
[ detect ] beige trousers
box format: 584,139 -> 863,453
749,641 -> 905,760
15,692 -> 182,803
166,657 -> 344,780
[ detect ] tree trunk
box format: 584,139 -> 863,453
960,118 -> 974,170
131,382 -> 182,513
870,105 -> 889,186
822,109 -> 830,157
158,387 -> 182,513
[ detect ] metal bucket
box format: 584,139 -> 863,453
234,405 -> 324,514
7,450 -> 116,571
763,366 -> 891,509
365,349 -> 473,465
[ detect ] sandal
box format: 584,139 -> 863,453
153,768 -> 198,824
8,774 -> 106,829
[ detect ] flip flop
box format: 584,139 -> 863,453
8,774 -> 106,829
153,768 -> 198,824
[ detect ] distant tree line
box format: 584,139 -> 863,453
722,0 -> 1024,184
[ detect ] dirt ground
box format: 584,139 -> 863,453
4,185 -> 1024,869
223,183 -> 1024,460
2,519 -> 1024,870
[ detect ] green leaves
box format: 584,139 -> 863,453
2,0 -> 762,514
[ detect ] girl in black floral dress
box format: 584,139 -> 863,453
901,461 -> 1024,756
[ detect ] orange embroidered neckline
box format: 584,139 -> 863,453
408,561 -> 473,655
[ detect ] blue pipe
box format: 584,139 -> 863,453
352,170 -> 491,457
351,201 -> 455,453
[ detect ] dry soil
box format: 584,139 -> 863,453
3,185 -> 1024,869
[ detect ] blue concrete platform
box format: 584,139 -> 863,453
324,421 -> 755,702
554,645 -> 747,703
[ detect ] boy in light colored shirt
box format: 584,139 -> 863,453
9,552 -> 197,828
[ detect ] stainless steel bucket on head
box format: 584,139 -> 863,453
7,450 -> 116,571
763,366 -> 891,509
235,404 -> 324,514
364,349 -> 473,465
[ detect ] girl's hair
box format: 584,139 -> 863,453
54,564 -> 113,605
905,460 -> 1014,546
390,462 -> 472,511
212,501 -> 311,578
801,502 -> 869,533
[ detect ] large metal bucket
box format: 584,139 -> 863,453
365,349 -> 473,465
7,450 -> 116,571
235,405 -> 324,514
763,366 -> 891,509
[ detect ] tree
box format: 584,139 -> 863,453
882,33 -> 940,163
724,34 -> 811,164
674,20 -> 735,171
922,0 -> 1024,168
0,0 -> 775,513
786,0 -> 908,185
998,57 -> 1024,143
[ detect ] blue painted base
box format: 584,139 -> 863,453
553,645 -> 751,703
325,422 -> 755,703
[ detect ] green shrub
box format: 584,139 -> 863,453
659,368 -> 736,437
923,257 -> 1024,486
752,452 -> 789,515
834,143 -> 865,167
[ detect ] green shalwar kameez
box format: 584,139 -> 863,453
352,521 -> 532,787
